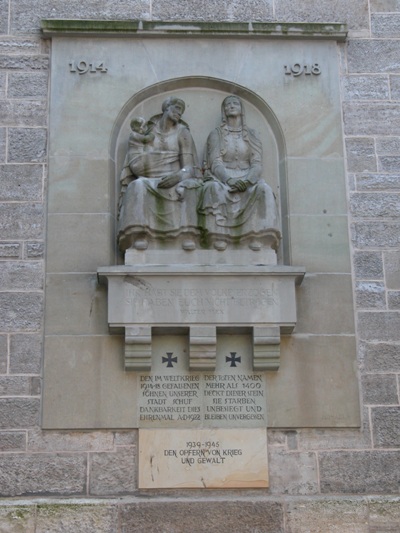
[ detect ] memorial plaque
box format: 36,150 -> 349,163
139,428 -> 268,489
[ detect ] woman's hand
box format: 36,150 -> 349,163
227,178 -> 248,192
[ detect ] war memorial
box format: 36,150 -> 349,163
0,1 -> 399,531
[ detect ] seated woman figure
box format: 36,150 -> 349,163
199,95 -> 280,251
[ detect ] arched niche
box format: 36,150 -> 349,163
110,77 -> 289,263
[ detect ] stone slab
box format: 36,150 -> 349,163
138,428 -> 268,489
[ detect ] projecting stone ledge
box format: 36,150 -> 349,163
98,264 -> 305,372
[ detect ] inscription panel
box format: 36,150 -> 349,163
139,428 -> 268,489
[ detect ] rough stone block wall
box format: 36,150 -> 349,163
0,0 -> 399,531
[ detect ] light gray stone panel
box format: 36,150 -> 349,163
390,74 -> 400,99
153,0 -> 273,21
362,342 -> 400,372
388,291 -> 400,309
296,275 -> 355,334
35,504 -> 118,533
10,0 -> 150,34
351,192 -> 400,218
354,251 -> 384,280
46,214 -> 113,273
25,242 -> 44,259
0,203 -> 43,240
9,333 -> 42,374
0,54 -> 47,71
385,251 -> 400,289
48,156 -> 110,214
376,136 -> 400,155
356,173 -> 400,191
28,428 -> 114,452
348,40 -> 400,73
0,293 -> 43,332
362,374 -> 398,405
89,448 -> 136,495
0,432 -> 26,452
371,0 -> 400,10
0,398 -> 39,429
275,0 -> 369,30
0,1 -> 7,33
114,431 -> 137,446
45,274 -> 107,335
7,72 -> 48,99
0,243 -> 20,258
0,100 -> 46,127
0,376 -> 31,396
352,221 -> 400,248
0,128 -> 5,162
119,500 -> 284,533
379,156 -> 400,173
8,129 -> 47,162
289,216 -> 351,273
287,158 -> 347,215
42,335 -> 138,429
0,505 -> 35,533
369,497 -> 400,532
267,335 -> 359,428
355,281 -> 386,309
268,449 -> 318,495
372,407 -> 400,448
344,103 -> 400,136
372,13 -> 400,37
286,498 -> 369,533
0,71 -> 5,98
320,450 -> 400,493
0,261 -> 42,290
345,138 -> 377,173
359,312 -> 400,342
0,164 -> 43,200
0,36 -> 41,54
342,75 -> 389,101
0,453 -> 86,497
0,335 -> 6,374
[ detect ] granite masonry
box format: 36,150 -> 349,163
0,1 -> 399,532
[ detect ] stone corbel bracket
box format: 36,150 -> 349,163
97,265 -> 305,372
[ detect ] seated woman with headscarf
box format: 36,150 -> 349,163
199,95 -> 280,251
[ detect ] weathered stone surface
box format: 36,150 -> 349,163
0,293 -> 42,332
344,103 -> 400,135
0,203 -> 43,240
120,500 -> 284,532
348,40 -> 400,73
0,243 -> 20,258
361,342 -> 400,372
320,450 -> 400,493
0,164 -> 43,200
342,75 -> 389,101
0,100 -> 46,127
89,449 -> 136,495
0,37 -> 41,54
0,432 -> 26,452
352,221 -> 400,248
345,138 -> 376,173
388,291 -> 400,309
385,251 -> 400,289
28,429 -> 114,452
9,333 -> 42,374
10,0 -> 150,34
372,407 -> 400,447
275,0 -> 368,30
297,416 -> 371,451
0,54 -> 47,71
369,497 -> 400,531
0,261 -> 42,290
379,156 -> 400,172
8,129 -> 47,162
268,449 -> 318,495
0,376 -> 31,396
35,503 -> 118,533
286,498 -> 369,533
0,453 -> 86,496
372,13 -> 400,36
390,74 -> 400,99
376,136 -> 400,154
359,312 -> 400,342
0,128 -> 5,162
0,0 -> 7,34
0,398 -> 39,429
0,71 -> 5,98
0,335 -> 6,374
354,251 -> 383,279
25,242 -> 44,258
351,192 -> 400,218
153,0 -> 273,21
7,72 -> 48,99
355,281 -> 386,309
362,374 -> 398,404
356,172 -> 400,190
0,505 -> 35,533
114,431 -> 137,446
371,0 -> 400,11
30,376 -> 41,395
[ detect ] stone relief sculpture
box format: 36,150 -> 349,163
117,94 -> 280,254
199,95 -> 280,251
118,97 -> 203,251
